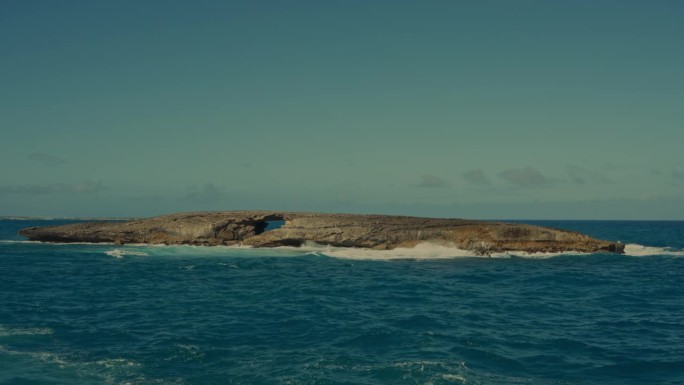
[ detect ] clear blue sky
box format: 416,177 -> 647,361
2,1 -> 683,219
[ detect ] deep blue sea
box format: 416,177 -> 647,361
1,219 -> 683,385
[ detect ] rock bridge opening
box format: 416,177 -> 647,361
254,215 -> 286,235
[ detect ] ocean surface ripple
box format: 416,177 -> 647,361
1,219 -> 683,385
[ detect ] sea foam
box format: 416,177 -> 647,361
0,345 -> 151,384
0,325 -> 53,337
312,242 -> 684,260
104,249 -> 149,258
301,242 -> 490,260
623,244 -> 684,257
43,241 -> 684,260
294,241 -> 587,260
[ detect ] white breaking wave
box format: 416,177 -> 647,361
292,241 -> 589,260
100,242 -> 602,260
312,242 -> 684,261
0,345 -> 169,385
0,325 -> 53,337
298,242 -> 481,260
0,240 -> 116,246
105,249 -> 149,258
0,240 -> 43,244
623,244 -> 684,257
9,238 -> 683,260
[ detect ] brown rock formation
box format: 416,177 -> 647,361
18,211 -> 624,255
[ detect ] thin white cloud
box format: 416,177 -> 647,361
673,170 -> 684,183
71,180 -> 106,193
0,184 -> 54,195
416,174 -> 450,188
0,180 -> 106,195
498,167 -> 551,189
463,169 -> 492,186
183,183 -> 225,202
26,153 -> 67,166
566,166 -> 612,185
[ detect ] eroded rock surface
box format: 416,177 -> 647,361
18,211 -> 624,254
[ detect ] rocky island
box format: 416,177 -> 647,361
18,211 -> 624,255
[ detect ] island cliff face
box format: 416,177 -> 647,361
18,211 -> 624,255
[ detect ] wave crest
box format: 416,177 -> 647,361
105,249 -> 149,258
296,242 -> 590,260
11,240 -> 684,260
0,325 -> 53,337
623,244 -> 684,257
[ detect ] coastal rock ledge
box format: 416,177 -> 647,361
18,211 -> 624,255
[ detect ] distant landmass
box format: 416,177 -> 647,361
18,211 -> 625,255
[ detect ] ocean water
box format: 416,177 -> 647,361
0,219 -> 683,385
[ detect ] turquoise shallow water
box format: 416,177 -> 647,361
0,219 -> 683,385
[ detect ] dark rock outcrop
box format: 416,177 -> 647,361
18,211 -> 625,255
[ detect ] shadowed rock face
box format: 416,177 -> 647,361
18,211 -> 625,254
